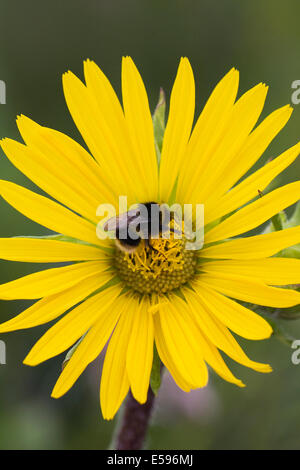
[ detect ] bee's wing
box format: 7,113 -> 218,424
135,216 -> 151,235
127,213 -> 151,234
104,210 -> 139,232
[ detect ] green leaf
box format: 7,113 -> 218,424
150,344 -> 162,395
152,88 -> 166,166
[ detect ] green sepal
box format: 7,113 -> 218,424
263,203 -> 300,234
152,88 -> 166,166
167,175 -> 179,206
279,202 -> 300,258
62,333 -> 87,370
271,211 -> 287,232
11,233 -> 114,254
150,344 -> 162,395
46,234 -> 114,254
281,245 -> 300,259
265,317 -> 295,347
83,275 -> 121,301
172,287 -> 188,301
261,202 -> 300,258
287,200 -> 300,227
253,305 -> 298,346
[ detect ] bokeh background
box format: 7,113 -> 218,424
0,0 -> 300,449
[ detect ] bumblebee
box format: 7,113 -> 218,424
104,202 -> 177,253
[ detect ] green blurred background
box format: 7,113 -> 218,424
0,0 -> 300,449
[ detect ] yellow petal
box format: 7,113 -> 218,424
201,257 -> 300,286
0,272 -> 112,332
191,281 -> 272,340
121,57 -> 158,202
83,59 -> 147,204
0,238 -> 107,262
196,273 -> 300,308
24,284 -> 122,366
0,261 -> 108,300
205,104 -> 293,205
185,288 -> 271,373
13,116 -> 116,211
153,314 -> 193,392
0,180 -> 100,246
30,123 -> 114,204
62,69 -> 138,204
159,57 -> 195,202
179,82 -> 268,206
205,181 -> 300,243
205,140 -> 300,225
195,327 -> 245,387
126,296 -> 154,404
199,224 -> 300,259
100,298 -> 138,420
156,296 -> 208,388
177,68 -> 239,203
4,130 -> 97,224
52,294 -> 126,399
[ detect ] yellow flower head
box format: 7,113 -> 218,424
0,57 -> 300,420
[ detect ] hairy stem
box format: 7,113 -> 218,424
114,388 -> 156,450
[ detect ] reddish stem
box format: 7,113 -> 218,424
115,388 -> 156,450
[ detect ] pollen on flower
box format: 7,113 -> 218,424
114,236 -> 197,294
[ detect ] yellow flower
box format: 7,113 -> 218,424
0,57 -> 300,420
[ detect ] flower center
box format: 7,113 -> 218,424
114,236 -> 197,294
